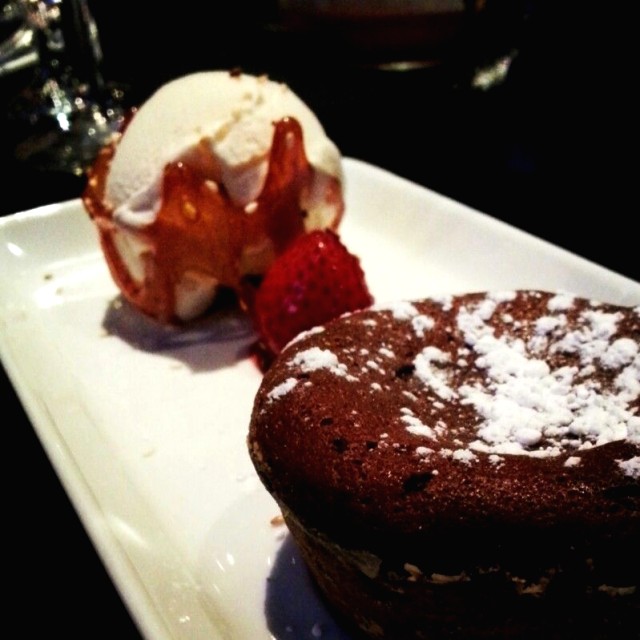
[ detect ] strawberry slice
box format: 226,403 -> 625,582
251,229 -> 373,359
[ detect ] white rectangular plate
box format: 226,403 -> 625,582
1,158 -> 639,640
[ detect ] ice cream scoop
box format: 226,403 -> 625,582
82,70 -> 344,323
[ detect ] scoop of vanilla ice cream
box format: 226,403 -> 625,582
105,70 -> 343,228
99,70 -> 344,322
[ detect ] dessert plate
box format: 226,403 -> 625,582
1,158 -> 639,639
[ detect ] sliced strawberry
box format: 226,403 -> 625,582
252,229 -> 373,359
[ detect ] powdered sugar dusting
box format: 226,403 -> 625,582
412,315 -> 435,338
452,449 -> 478,464
288,325 -> 325,346
548,292 -> 575,311
617,456 -> 640,478
402,414 -> 436,439
430,294 -> 453,310
455,297 -> 640,458
458,299 -> 640,456
414,347 -> 456,401
616,359 -> 640,403
488,290 -> 517,303
288,347 -> 356,380
602,338 -> 638,369
552,310 -> 623,365
535,315 -> 566,335
267,377 -> 298,401
380,300 -> 419,320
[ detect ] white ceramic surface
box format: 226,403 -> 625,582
1,158 -> 639,640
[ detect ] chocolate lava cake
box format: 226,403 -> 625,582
248,290 -> 640,638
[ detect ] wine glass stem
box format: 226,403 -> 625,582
61,0 -> 104,91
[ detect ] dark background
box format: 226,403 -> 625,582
1,2 -> 636,638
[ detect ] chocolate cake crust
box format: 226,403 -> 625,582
248,290 -> 640,637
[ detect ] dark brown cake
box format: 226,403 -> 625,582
248,290 -> 640,638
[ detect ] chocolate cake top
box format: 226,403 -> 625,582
248,290 -> 640,562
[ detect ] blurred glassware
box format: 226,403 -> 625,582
4,0 -> 128,175
277,0 -> 529,86
0,0 -> 37,76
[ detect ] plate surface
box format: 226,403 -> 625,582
1,158 -> 639,640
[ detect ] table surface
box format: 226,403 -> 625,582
1,3 -> 635,638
